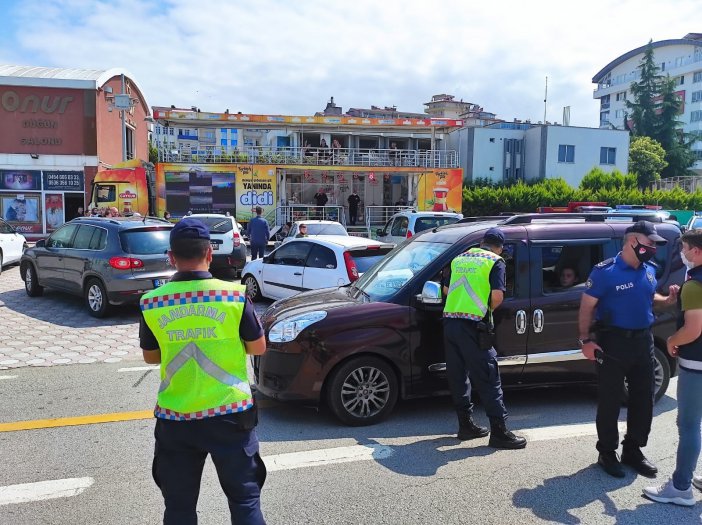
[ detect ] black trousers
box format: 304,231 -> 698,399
595,330 -> 655,452
444,318 -> 508,423
349,208 -> 358,225
250,243 -> 266,260
153,416 -> 267,525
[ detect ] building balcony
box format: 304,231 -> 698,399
157,145 -> 459,168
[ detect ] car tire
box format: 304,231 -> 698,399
326,356 -> 399,426
622,346 -> 671,404
23,262 -> 43,297
85,278 -> 110,318
243,274 -> 262,302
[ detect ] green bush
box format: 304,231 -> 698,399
462,177 -> 702,215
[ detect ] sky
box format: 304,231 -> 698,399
0,0 -> 699,127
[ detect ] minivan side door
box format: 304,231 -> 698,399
408,233 -> 530,396
520,233 -> 611,384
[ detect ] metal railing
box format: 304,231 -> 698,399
653,176 -> 702,192
364,205 -> 415,237
156,145 -> 459,168
271,205 -> 347,227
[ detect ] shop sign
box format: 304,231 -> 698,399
42,171 -> 85,191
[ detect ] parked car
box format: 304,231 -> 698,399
376,211 -> 463,244
188,213 -> 247,277
683,213 -> 702,233
255,213 -> 684,426
0,218 -> 27,275
20,217 -> 175,317
280,220 -> 348,244
242,236 -> 394,301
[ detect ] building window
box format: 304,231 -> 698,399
694,150 -> 702,160
692,91 -> 702,103
221,139 -> 227,146
616,91 -> 627,101
691,111 -> 702,123
615,109 -> 626,118
600,147 -> 616,165
169,128 -> 174,135
155,126 -> 161,134
230,139 -> 238,146
678,75 -> 685,86
694,71 -> 702,83
558,144 -> 575,163
221,128 -> 228,134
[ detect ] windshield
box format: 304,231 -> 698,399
414,216 -> 460,233
194,217 -> 233,233
349,247 -> 395,274
353,241 -> 452,301
303,223 -> 347,236
119,228 -> 171,255
691,218 -> 702,229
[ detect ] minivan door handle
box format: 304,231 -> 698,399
533,309 -> 544,333
515,310 -> 526,334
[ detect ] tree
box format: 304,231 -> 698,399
580,167 -> 637,191
628,136 -> 668,189
148,140 -> 159,164
624,40 -> 695,178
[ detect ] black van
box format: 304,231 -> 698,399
255,214 -> 684,426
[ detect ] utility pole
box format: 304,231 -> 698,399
121,74 -> 127,162
543,76 -> 548,124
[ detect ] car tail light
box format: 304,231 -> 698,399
343,252 -> 359,282
109,256 -> 144,270
406,230 -> 413,238
233,231 -> 241,247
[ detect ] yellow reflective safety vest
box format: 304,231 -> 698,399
140,278 -> 252,421
443,247 -> 502,321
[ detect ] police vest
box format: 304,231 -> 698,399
140,279 -> 253,420
676,266 -> 702,372
444,247 -> 502,321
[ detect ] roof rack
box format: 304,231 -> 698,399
457,216 -> 508,224
502,212 -> 663,225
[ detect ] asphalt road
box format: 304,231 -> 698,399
0,265 -> 700,524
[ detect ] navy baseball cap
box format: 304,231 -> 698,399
170,218 -> 210,242
625,220 -> 667,245
483,228 -> 505,246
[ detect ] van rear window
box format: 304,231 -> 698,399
120,228 -> 171,255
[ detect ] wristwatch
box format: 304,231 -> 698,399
578,338 -> 593,346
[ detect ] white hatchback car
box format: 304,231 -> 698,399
241,235 -> 394,301
376,211 -> 463,244
280,220 -> 348,244
0,218 -> 27,275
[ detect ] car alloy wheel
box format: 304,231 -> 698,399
88,284 -> 103,311
85,279 -> 110,318
327,356 -> 398,426
243,275 -> 262,301
23,263 -> 43,297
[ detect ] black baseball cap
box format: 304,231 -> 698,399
483,228 -> 505,246
170,218 -> 210,242
625,220 -> 667,245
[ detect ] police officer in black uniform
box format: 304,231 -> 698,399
578,221 -> 678,478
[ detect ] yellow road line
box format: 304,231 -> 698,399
0,400 -> 277,433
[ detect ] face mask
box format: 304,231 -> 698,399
633,241 -> 657,263
681,251 -> 695,270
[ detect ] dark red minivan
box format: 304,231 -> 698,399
255,214 -> 683,426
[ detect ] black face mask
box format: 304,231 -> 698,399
632,241 -> 657,263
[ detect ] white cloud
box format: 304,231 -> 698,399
1,0 -> 699,126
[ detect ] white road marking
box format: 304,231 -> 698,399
521,422 -> 627,442
117,366 -> 159,373
0,375 -> 17,380
264,444 -> 393,472
0,477 -> 94,506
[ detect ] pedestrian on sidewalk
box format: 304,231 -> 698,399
644,229 -> 702,506
347,190 -> 361,226
247,206 -> 270,260
442,228 -> 526,449
579,220 -> 677,479
139,218 -> 267,524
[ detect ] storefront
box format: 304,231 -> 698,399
0,169 -> 85,236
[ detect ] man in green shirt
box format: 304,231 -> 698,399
644,229 -> 702,506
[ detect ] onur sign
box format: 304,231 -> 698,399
1,90 -> 74,114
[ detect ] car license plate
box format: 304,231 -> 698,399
211,242 -> 219,250
153,279 -> 168,288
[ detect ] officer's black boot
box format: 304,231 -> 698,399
488,421 -> 527,449
456,412 -> 489,441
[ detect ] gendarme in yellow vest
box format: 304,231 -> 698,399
140,278 -> 252,421
444,247 -> 503,321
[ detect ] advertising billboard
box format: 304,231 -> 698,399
415,169 -> 463,214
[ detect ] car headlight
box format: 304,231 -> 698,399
268,311 -> 327,343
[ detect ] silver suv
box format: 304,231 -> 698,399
20,217 -> 175,317
376,211 -> 463,244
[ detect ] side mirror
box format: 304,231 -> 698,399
262,255 -> 272,264
35,239 -> 46,248
417,281 -> 442,304
376,229 -> 384,236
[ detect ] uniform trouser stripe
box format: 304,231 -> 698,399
159,342 -> 252,397
447,276 -> 488,315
